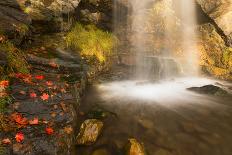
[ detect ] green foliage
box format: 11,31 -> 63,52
66,23 -> 116,63
0,96 -> 12,113
0,41 -> 29,74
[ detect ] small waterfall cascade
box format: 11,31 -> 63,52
113,0 -> 199,80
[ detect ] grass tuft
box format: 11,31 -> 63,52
66,23 -> 116,63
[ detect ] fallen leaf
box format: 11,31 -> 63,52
64,126 -> 73,134
29,117 -> 39,125
40,93 -> 49,101
50,112 -> 57,118
45,127 -> 54,135
49,62 -> 59,68
19,90 -> 26,95
0,80 -> 9,88
2,138 -> 11,145
35,75 -> 44,80
11,113 -> 28,125
53,104 -> 58,109
30,92 -> 37,98
15,132 -> 24,143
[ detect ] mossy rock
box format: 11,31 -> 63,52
76,119 -> 103,145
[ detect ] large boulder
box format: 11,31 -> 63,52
196,0 -> 232,46
21,0 -> 81,32
187,84 -> 228,96
0,0 -> 31,44
76,0 -> 113,30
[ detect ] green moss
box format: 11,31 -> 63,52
0,41 -> 29,74
0,96 -> 12,113
66,23 -> 116,63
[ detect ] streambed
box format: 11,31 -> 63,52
75,67 -> 232,155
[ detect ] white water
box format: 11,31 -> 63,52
178,0 -> 199,76
114,0 -> 199,80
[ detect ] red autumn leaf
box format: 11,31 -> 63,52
35,75 -> 44,80
49,62 -> 59,68
29,117 -> 39,125
40,93 -> 49,101
0,80 -> 9,88
2,138 -> 11,145
45,127 -> 54,135
30,92 -> 37,98
15,132 -> 24,143
12,113 -> 28,125
46,81 -> 53,86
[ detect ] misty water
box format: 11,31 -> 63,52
77,67 -> 232,155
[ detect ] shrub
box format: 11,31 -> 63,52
66,23 -> 116,63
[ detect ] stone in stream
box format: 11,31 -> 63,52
76,119 -> 103,145
91,148 -> 110,155
187,85 -> 228,96
125,139 -> 146,155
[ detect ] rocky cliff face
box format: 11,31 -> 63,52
196,0 -> 232,46
195,0 -> 232,80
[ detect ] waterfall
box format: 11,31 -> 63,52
178,0 -> 199,76
113,0 -> 199,80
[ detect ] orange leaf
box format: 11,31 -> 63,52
2,138 -> 11,145
0,80 -> 9,88
46,81 -> 53,86
12,113 -> 28,125
15,132 -> 24,143
64,126 -> 73,134
45,127 -> 54,135
40,93 -> 49,101
30,92 -> 37,98
29,117 -> 39,125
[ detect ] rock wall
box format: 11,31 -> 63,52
196,0 -> 232,46
76,0 -> 113,30
195,0 -> 232,80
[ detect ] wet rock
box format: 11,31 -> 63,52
196,0 -> 232,46
154,149 -> 172,155
21,0 -> 81,32
91,148 -> 110,155
76,119 -> 103,145
0,0 -> 31,44
87,107 -> 117,119
198,23 -> 232,80
138,118 -> 155,129
125,139 -> 145,155
187,84 -> 228,96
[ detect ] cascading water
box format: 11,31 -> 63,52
178,0 -> 199,76
114,0 -> 199,80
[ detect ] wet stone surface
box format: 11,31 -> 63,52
0,50 -> 92,155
